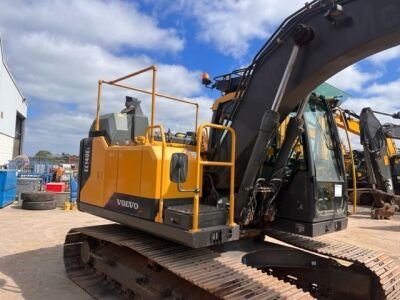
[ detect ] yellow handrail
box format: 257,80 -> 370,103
192,123 -> 236,231
334,108 -> 357,214
145,125 -> 167,223
96,66 -> 156,131
94,65 -> 199,137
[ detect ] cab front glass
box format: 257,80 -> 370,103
303,100 -> 345,216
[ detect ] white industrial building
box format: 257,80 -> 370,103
0,37 -> 27,165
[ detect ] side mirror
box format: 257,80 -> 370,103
170,153 -> 188,183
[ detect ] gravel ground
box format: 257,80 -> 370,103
0,203 -> 399,299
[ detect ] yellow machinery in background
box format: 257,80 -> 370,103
335,112 -> 397,156
335,108 -> 400,209
334,108 -> 358,212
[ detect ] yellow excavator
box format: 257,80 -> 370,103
335,108 -> 400,214
64,1 -> 400,299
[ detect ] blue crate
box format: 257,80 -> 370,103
70,176 -> 78,203
0,170 -> 17,208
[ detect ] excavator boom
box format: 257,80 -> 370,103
211,0 -> 400,218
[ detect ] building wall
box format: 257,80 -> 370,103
0,38 -> 27,165
0,133 -> 14,165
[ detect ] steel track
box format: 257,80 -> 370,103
65,223 -> 400,299
64,224 -> 312,299
266,229 -> 400,299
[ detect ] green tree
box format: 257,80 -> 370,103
34,150 -> 53,159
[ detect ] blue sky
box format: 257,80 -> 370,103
1,0 -> 400,155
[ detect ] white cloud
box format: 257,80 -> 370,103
340,90 -> 400,150
338,129 -> 362,151
367,46 -> 400,65
178,0 -> 305,58
342,96 -> 396,116
0,0 -> 184,53
0,0 -> 214,155
326,51 -> 400,152
25,110 -> 94,155
327,65 -> 380,92
175,0 -> 400,63
341,80 -> 400,123
155,96 -> 213,133
337,80 -> 400,120
365,79 -> 400,100
4,32 -> 201,109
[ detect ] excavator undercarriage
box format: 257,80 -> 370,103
64,224 -> 400,299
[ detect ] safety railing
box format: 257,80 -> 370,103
334,108 -> 357,214
151,122 -> 237,230
94,65 -> 199,140
192,123 -> 236,231
145,125 -> 167,223
94,67 -> 236,231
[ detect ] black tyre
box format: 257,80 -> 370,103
21,192 -> 54,202
22,200 -> 57,210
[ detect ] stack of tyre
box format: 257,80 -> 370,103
20,192 -> 57,210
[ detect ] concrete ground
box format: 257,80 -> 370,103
0,204 -> 109,300
0,203 -> 399,300
327,205 -> 400,264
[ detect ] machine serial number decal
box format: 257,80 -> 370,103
334,184 -> 342,197
116,199 -> 139,210
83,147 -> 91,173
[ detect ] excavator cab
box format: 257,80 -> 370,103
274,96 -> 348,236
209,90 -> 347,236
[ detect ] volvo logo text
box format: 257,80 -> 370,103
117,199 -> 139,210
